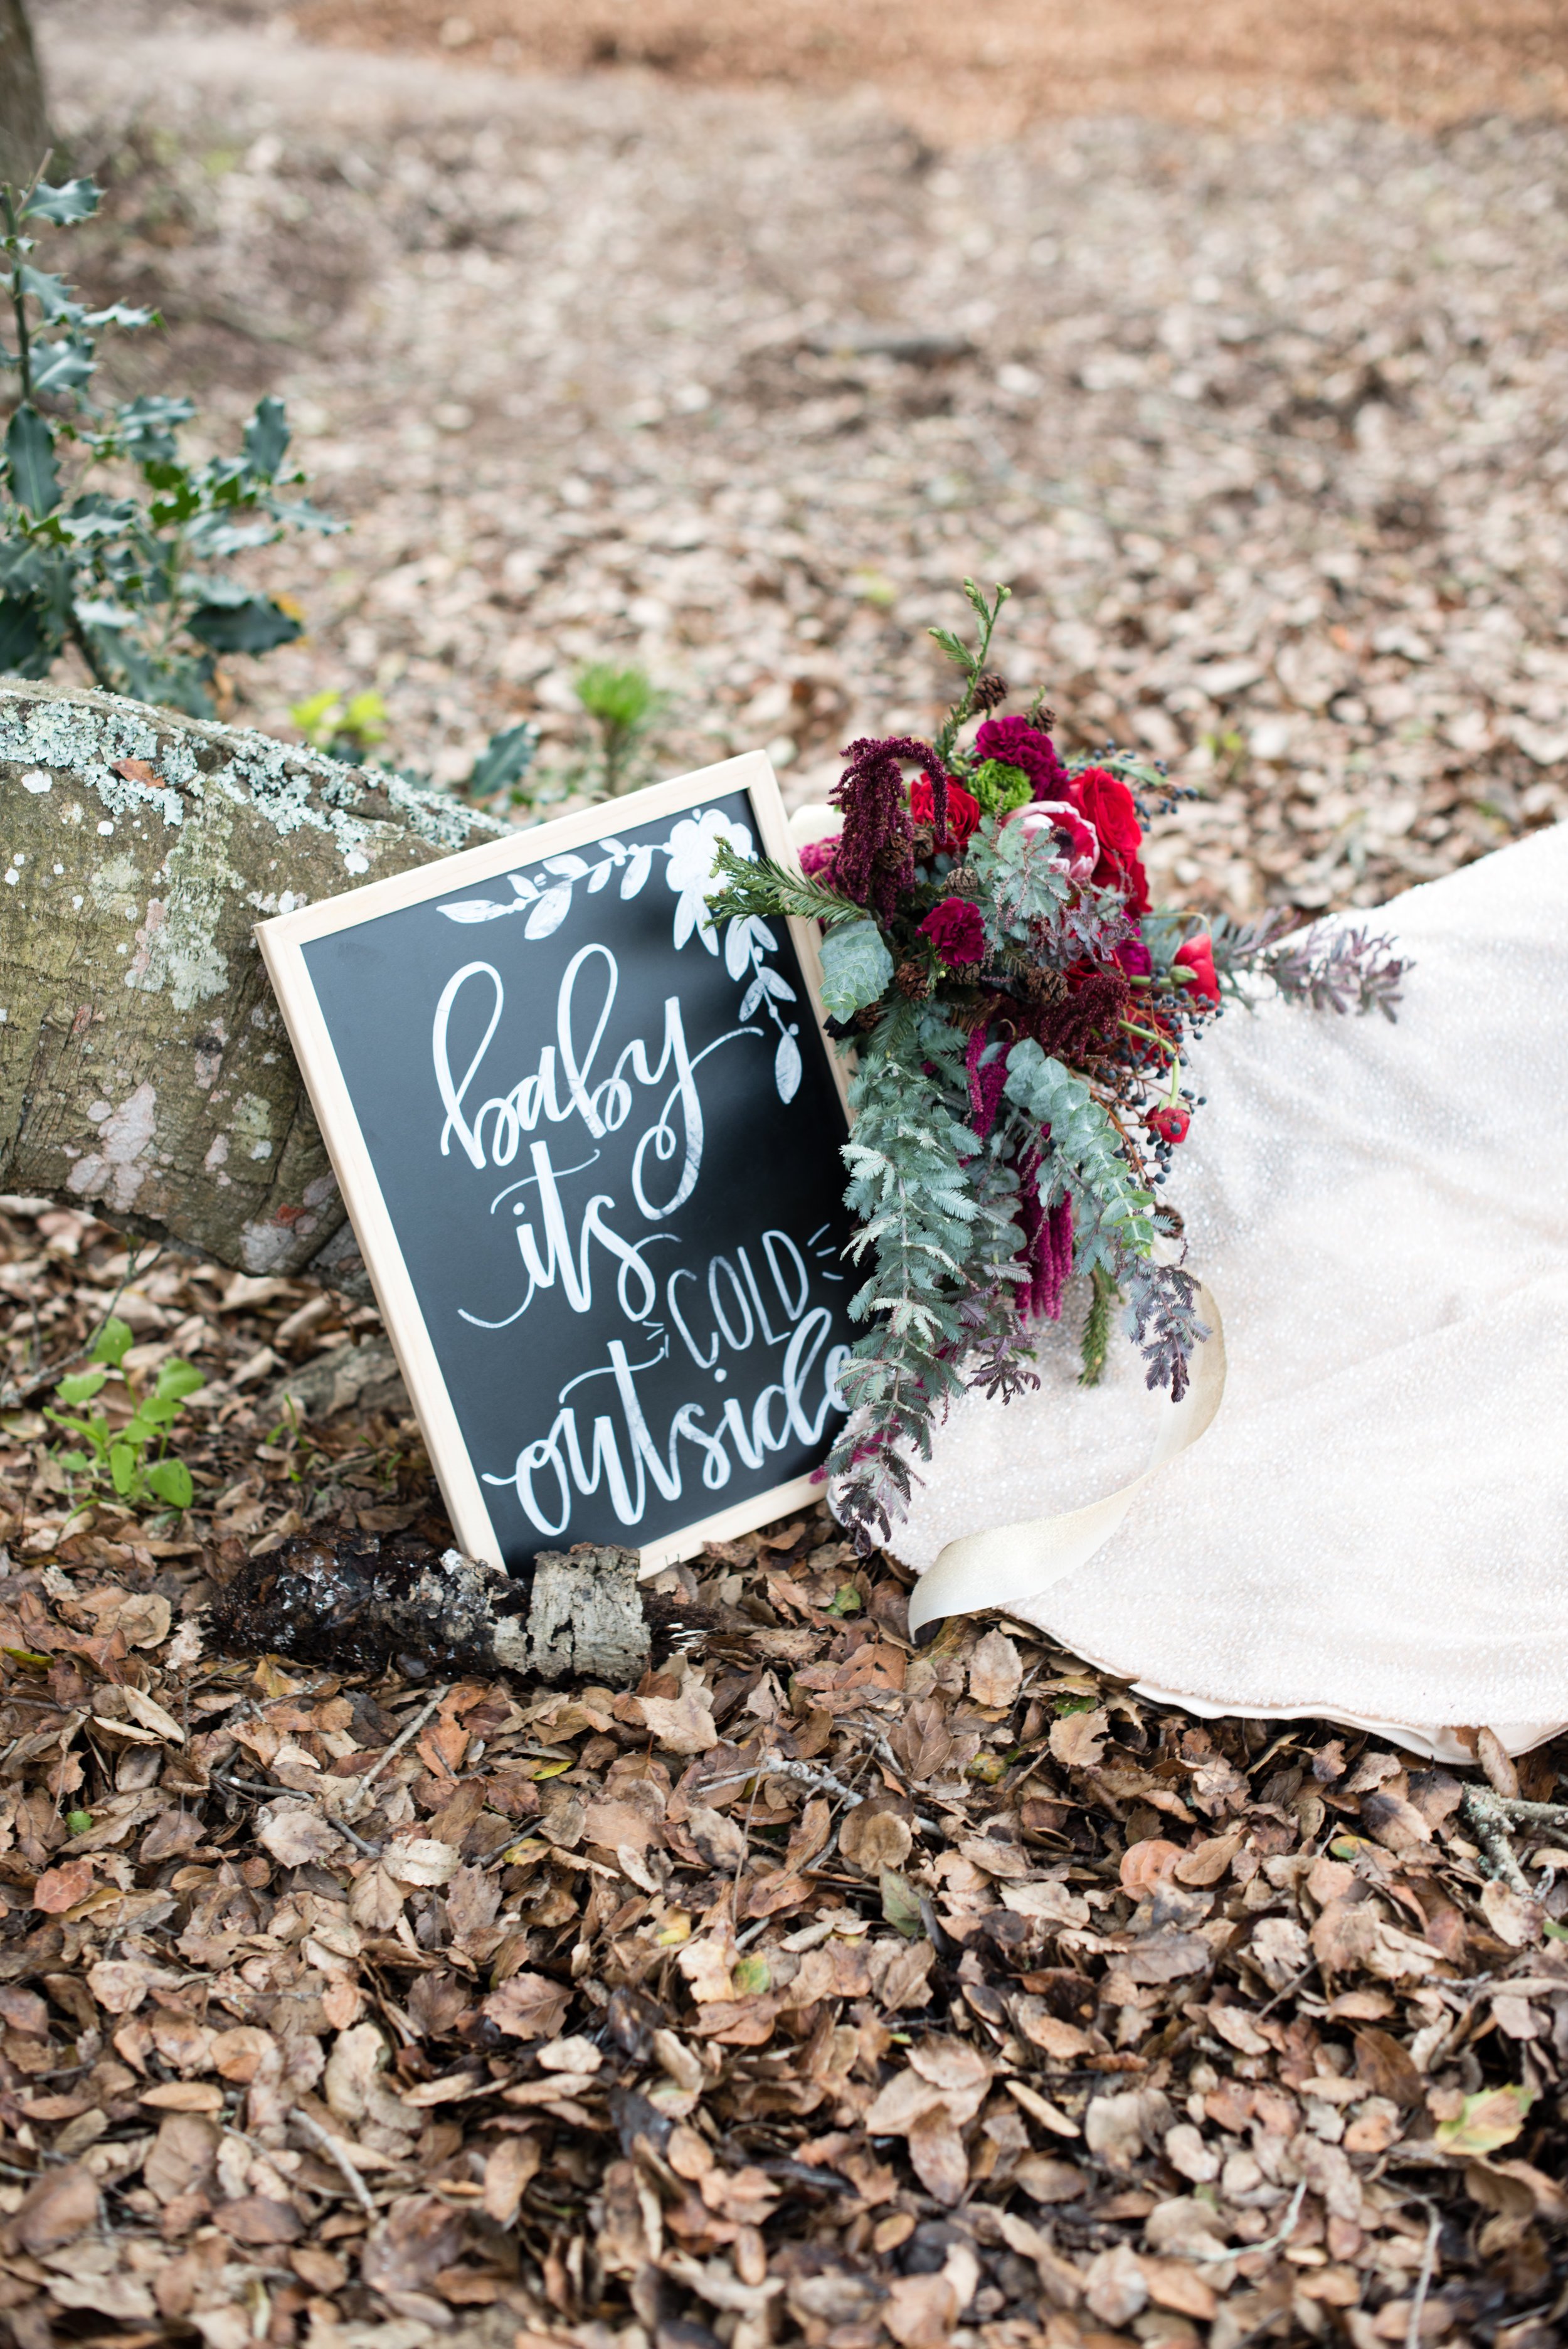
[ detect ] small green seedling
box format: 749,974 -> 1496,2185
45,1316 -> 204,1510
291,686 -> 389,760
574,661 -> 668,797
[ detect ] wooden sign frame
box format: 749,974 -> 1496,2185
257,751 -> 852,1577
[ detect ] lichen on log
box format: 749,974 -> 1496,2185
0,676 -> 504,1283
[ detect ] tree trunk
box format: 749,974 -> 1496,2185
0,0 -> 50,189
0,677 -> 506,1285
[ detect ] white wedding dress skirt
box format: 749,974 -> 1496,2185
886,822 -> 1568,1761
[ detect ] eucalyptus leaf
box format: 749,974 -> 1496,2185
818,916 -> 894,1020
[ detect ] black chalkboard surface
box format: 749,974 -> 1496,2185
257,755 -> 857,1575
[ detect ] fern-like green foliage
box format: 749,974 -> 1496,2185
706,840 -> 860,932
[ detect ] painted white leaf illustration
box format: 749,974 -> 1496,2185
759,968 -> 797,1003
739,975 -> 765,1021
621,846 -> 654,898
775,1031 -> 802,1105
587,862 -> 613,891
439,899 -> 514,924
544,854 -> 591,879
524,884 -> 574,939
507,873 -> 539,900
724,917 -> 755,982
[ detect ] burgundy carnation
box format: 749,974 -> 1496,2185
973,714 -> 1068,802
918,896 -> 987,967
798,834 -> 842,881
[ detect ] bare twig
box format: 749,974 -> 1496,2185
705,1756 -> 866,1808
1187,2178 -> 1307,2267
292,2106 -> 379,2221
1406,2198 -> 1442,2349
1459,1786 -> 1539,1896
346,1687 -> 451,1816
210,1771 -> 382,1857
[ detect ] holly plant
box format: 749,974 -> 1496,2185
45,1316 -> 204,1512
1,167 -> 338,716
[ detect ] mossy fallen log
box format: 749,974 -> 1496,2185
0,676 -> 506,1285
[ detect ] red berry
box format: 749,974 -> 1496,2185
1149,1104 -> 1190,1145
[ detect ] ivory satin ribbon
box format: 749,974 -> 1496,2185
905,1285 -> 1227,1639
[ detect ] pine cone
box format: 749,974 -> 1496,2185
971,671 -> 1009,713
1019,965 -> 1069,1007
894,959 -> 932,1001
853,1004 -> 884,1033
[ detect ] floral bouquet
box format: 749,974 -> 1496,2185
707,581 -> 1408,1549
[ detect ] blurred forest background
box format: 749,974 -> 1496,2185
12,0 -> 1568,912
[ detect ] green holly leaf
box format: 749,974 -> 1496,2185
6,405 -> 59,518
23,179 -> 102,226
242,394 -> 290,479
186,595 -> 302,654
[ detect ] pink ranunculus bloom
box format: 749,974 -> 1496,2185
1174,931 -> 1221,1005
798,833 -> 842,881
1002,798 -> 1099,881
918,895 -> 987,967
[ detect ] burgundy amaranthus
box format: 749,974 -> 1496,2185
831,737 -> 941,923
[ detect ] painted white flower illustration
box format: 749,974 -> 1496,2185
665,807 -> 754,953
437,802 -> 802,1101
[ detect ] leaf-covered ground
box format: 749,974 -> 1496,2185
34,3 -> 1568,925
0,1197 -> 1564,2349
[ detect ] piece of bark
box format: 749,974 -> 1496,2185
0,677 -> 504,1286
267,1338 -> 410,1424
526,1546 -> 652,1685
207,1531 -> 650,1688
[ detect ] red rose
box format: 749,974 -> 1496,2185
1069,766 -> 1148,913
1148,1104 -> 1190,1145
908,772 -> 981,849
1070,766 -> 1142,853
918,896 -> 987,967
1173,932 -> 1220,1005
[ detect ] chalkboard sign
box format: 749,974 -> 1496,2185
257,754 -> 857,1576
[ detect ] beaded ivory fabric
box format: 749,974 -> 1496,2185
885,820 -> 1568,1761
